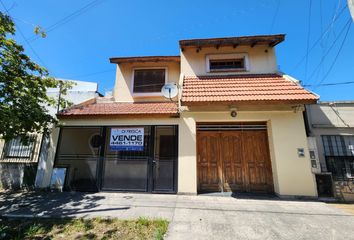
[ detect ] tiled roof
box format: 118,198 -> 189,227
57,100 -> 179,118
181,74 -> 318,105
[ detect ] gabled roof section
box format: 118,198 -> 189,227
110,55 -> 180,64
179,34 -> 285,48
57,99 -> 179,118
181,74 -> 318,105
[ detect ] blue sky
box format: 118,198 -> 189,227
1,0 -> 353,101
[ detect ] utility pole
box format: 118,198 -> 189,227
349,0 -> 354,21
57,82 -> 62,114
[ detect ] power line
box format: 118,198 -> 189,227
331,0 -> 344,29
46,1 -> 103,33
0,0 -> 49,70
304,0 -> 313,84
16,24 -> 48,69
291,4 -> 347,71
319,0 -> 325,78
29,0 -> 105,42
313,19 -> 352,89
320,0 -> 323,35
269,0 -> 280,32
71,68 -> 115,79
307,18 -> 351,83
12,17 -> 36,27
304,80 -> 354,87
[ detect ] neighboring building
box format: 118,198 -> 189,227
0,79 -> 100,189
305,102 -> 354,201
46,79 -> 101,116
39,34 -> 319,198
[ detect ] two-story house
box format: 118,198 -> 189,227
40,34 -> 319,198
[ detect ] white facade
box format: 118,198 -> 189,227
46,79 -> 99,115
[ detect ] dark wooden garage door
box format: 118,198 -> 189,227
197,126 -> 274,193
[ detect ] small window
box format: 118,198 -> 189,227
133,69 -> 166,93
209,58 -> 245,71
206,53 -> 249,72
3,135 -> 36,158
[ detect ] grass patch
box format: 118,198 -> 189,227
0,217 -> 169,240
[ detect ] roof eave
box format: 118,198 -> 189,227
57,113 -> 180,119
109,56 -> 180,64
179,34 -> 285,48
181,99 -> 318,106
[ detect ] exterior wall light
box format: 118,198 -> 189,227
230,107 -> 237,118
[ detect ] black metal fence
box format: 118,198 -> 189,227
326,156 -> 354,181
54,125 -> 178,193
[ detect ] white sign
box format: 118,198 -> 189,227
110,127 -> 144,151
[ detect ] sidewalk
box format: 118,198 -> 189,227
1,191 -> 353,240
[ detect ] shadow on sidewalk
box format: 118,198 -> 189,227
0,191 -> 130,217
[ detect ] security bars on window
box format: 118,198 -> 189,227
2,135 -> 37,158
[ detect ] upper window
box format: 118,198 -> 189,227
133,69 -> 166,93
2,135 -> 37,158
206,53 -> 249,72
209,59 -> 245,71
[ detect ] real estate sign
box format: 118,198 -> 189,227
110,127 -> 144,151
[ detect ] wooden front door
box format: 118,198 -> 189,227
197,132 -> 221,192
197,129 -> 274,193
219,131 -> 244,192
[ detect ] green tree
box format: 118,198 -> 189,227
0,12 -> 72,142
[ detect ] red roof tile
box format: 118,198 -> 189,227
58,100 -> 179,118
181,74 -> 318,105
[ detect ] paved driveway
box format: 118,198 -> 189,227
0,191 -> 353,240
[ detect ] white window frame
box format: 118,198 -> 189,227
206,53 -> 250,73
131,67 -> 168,97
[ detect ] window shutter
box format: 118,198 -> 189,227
133,69 -> 165,93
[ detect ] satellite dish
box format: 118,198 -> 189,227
161,83 -> 178,99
